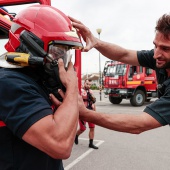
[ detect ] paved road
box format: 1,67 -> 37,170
63,91 -> 170,170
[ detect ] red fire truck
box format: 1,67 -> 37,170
103,60 -> 158,106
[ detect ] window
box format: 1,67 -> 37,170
115,64 -> 127,76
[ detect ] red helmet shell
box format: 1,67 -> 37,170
5,5 -> 82,52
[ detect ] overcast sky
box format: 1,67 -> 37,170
3,0 -> 170,74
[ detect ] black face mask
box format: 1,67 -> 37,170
42,60 -> 66,102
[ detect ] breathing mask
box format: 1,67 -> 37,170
48,44 -> 72,69
3,30 -> 74,102
43,44 -> 72,101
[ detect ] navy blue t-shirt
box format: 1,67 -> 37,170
0,68 -> 64,170
137,50 -> 170,126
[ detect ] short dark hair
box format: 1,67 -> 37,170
155,14 -> 170,39
85,79 -> 92,82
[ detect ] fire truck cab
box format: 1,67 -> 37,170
103,61 -> 158,106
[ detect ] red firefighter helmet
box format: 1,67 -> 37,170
5,5 -> 83,53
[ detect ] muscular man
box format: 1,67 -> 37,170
75,79 -> 98,149
70,14 -> 170,134
0,5 -> 82,170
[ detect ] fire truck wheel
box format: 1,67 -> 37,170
109,96 -> 122,104
130,90 -> 145,106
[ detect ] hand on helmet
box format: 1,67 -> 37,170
58,58 -> 78,91
68,16 -> 98,52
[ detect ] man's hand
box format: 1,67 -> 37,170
68,16 -> 98,52
49,89 -> 65,108
58,58 -> 78,92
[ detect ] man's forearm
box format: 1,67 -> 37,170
95,39 -> 138,66
54,88 -> 79,138
80,109 -> 160,134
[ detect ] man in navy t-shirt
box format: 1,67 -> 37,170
70,14 -> 170,134
0,5 -> 83,170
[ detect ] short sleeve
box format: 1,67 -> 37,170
137,49 -> 156,69
0,69 -> 52,138
144,83 -> 170,125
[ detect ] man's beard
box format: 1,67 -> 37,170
157,61 -> 170,69
84,86 -> 90,90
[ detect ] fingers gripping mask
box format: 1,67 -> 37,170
43,44 -> 72,101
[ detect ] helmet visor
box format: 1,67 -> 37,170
48,44 -> 72,68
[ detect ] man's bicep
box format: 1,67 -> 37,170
22,115 -> 58,156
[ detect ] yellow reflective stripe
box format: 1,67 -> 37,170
127,81 -> 141,85
127,81 -> 153,85
144,81 -> 153,84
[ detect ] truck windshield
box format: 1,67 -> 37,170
105,65 -> 116,76
115,64 -> 127,75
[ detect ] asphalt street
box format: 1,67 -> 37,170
63,90 -> 170,170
